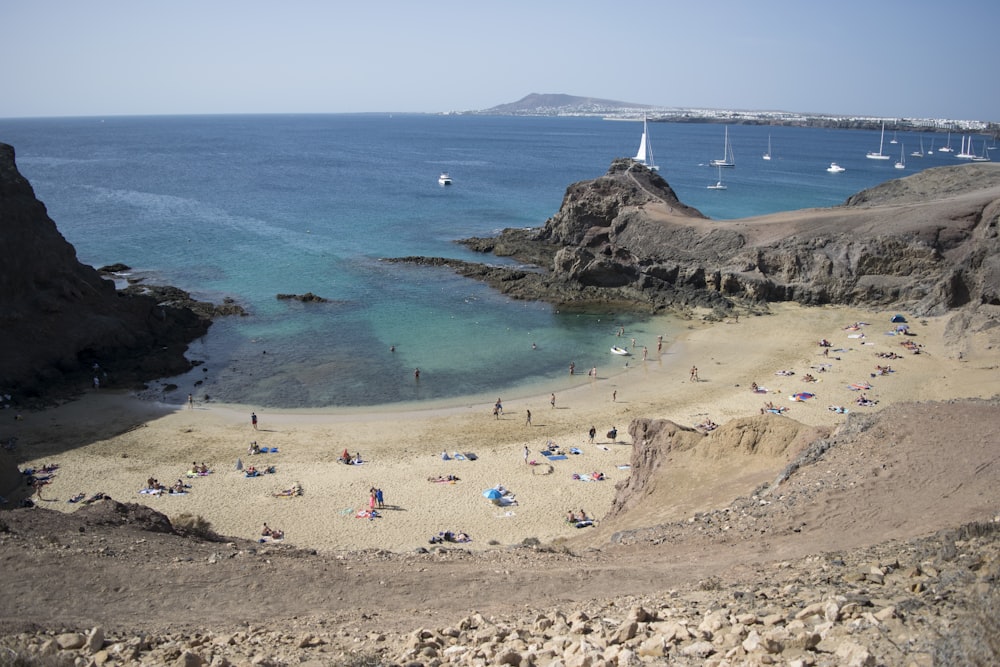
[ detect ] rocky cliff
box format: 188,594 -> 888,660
0,143 -> 211,400
451,159 -> 1000,318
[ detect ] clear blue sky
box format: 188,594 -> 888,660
2,0 -> 997,121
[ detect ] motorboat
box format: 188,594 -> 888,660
438,172 -> 452,186
610,346 -> 630,356
826,162 -> 846,173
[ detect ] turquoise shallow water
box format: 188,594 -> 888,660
0,114 -> 966,407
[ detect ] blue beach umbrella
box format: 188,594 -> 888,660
482,488 -> 502,500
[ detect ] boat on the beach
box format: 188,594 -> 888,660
438,172 -> 452,186
610,346 -> 630,356
632,116 -> 659,170
710,126 -> 735,168
866,122 -> 890,160
826,162 -> 846,173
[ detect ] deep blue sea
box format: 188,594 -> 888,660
0,114 -> 970,408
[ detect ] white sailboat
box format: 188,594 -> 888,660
938,131 -> 954,153
866,122 -> 890,160
707,165 -> 727,189
911,136 -> 924,158
956,135 -> 976,160
971,139 -> 991,162
709,126 -> 735,168
895,143 -> 906,169
762,134 -> 772,161
890,130 -> 898,144
632,116 -> 659,170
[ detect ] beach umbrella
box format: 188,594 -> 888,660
482,488 -> 502,500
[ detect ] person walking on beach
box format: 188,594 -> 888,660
523,444 -> 530,464
495,398 -> 503,415
612,390 -> 617,402
569,362 -> 575,375
493,404 -> 500,419
251,412 -> 258,430
689,366 -> 699,382
642,346 -> 648,361
525,409 -> 532,426
588,426 -> 596,444
375,488 -> 384,508
188,394 -> 194,409
550,393 -> 556,409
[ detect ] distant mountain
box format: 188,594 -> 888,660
480,93 -> 651,116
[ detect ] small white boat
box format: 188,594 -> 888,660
827,162 -> 846,173
866,122 -> 890,160
709,126 -> 735,168
707,164 -> 727,189
438,172 -> 452,186
895,144 -> 906,169
938,131 -> 954,153
610,346 -> 631,356
632,116 -> 659,170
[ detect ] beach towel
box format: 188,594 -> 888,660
544,454 -> 568,461
617,464 -> 632,470
574,519 -> 594,528
848,383 -> 872,391
452,452 -> 466,461
752,387 -> 769,394
464,452 -> 478,461
790,392 -> 815,402
569,447 -> 582,455
765,408 -> 787,415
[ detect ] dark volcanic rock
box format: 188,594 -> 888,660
276,292 -> 329,303
0,143 -> 212,400
396,159 -> 1000,320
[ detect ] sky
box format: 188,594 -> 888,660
2,0 -> 998,121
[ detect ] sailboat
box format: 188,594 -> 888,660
911,137 -> 924,158
866,122 -> 890,160
971,139 -> 991,162
762,134 -> 772,161
895,143 -> 906,169
956,135 -> 976,160
890,130 -> 898,144
707,165 -> 727,190
632,116 -> 659,170
709,126 -> 735,168
938,131 -> 954,153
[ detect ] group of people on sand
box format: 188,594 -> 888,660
340,449 -> 364,465
566,509 -> 593,527
429,530 -> 470,544
189,462 -> 211,475
260,523 -> 284,541
144,477 -> 188,494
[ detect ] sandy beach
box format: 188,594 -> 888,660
9,302 -> 998,553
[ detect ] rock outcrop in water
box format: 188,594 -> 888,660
407,158 -> 1000,319
0,143 -> 212,400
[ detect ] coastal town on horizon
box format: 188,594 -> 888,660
466,93 -> 998,133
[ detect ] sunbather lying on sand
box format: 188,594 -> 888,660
273,482 -> 303,497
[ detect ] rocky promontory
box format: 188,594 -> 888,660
0,143 -> 214,401
399,158 -> 1000,320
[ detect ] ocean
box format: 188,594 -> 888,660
0,114 -> 967,409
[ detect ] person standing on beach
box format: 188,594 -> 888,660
569,362 -> 575,375
642,346 -> 648,361
495,398 -> 503,415
375,488 -> 384,508
612,390 -> 617,402
525,409 -> 532,426
523,444 -> 530,464
550,393 -> 556,409
588,426 -> 596,443
188,394 -> 194,409
689,366 -> 699,382
251,412 -> 258,430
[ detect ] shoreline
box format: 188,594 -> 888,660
8,302 -> 999,554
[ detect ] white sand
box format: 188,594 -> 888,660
12,304 -> 997,552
